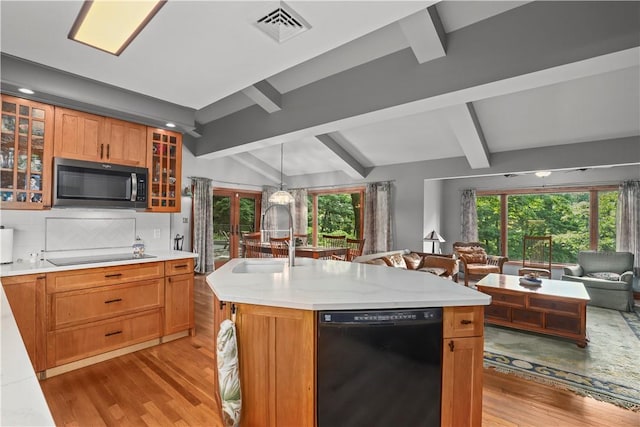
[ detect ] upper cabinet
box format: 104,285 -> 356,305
54,107 -> 146,167
103,118 -> 147,166
147,128 -> 182,212
1,95 -> 54,209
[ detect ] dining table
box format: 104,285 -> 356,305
242,242 -> 348,260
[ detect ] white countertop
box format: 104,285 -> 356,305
1,286 -> 55,426
0,250 -> 198,277
207,258 -> 491,310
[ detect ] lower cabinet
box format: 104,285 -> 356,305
164,258 -> 195,336
235,303 -> 316,427
441,306 -> 484,427
38,258 -> 195,375
2,274 -> 46,373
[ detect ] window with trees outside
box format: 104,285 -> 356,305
477,186 -> 617,264
307,188 -> 364,245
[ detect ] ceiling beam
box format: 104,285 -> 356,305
192,1 -> 640,158
399,6 -> 446,64
241,80 -> 282,113
315,134 -> 371,179
441,103 -> 490,169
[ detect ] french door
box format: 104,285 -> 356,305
212,189 -> 261,268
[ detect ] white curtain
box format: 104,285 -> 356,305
461,189 -> 478,242
363,182 -> 392,254
291,188 -> 308,237
192,177 -> 214,273
616,180 -> 640,274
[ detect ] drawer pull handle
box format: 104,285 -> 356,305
448,340 -> 455,352
105,330 -> 122,337
105,273 -> 123,278
174,264 -> 188,269
460,319 -> 473,325
104,298 -> 123,304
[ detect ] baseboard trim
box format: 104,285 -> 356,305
42,338 -> 161,379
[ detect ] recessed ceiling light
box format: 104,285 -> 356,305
18,88 -> 35,95
535,171 -> 552,178
166,122 -> 176,128
68,0 -> 166,56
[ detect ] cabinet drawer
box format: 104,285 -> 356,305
51,279 -> 163,330
443,306 -> 484,338
528,296 -> 580,316
165,258 -> 194,276
48,310 -> 161,367
481,289 -> 525,308
47,262 -> 164,293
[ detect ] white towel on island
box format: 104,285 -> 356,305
217,319 -> 242,427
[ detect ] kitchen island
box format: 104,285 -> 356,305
207,258 -> 491,427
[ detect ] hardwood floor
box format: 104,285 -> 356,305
40,275 -> 639,427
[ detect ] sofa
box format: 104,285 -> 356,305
353,249 -> 459,281
562,251 -> 635,312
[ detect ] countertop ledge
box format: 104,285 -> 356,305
207,258 -> 491,311
0,250 -> 198,277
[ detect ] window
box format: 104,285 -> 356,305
477,186 -> 617,264
307,188 -> 364,245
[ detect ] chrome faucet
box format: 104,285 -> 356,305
262,203 -> 295,267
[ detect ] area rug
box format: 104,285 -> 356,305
483,305 -> 640,411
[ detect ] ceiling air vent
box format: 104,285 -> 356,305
255,1 -> 311,43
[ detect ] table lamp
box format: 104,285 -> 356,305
423,230 -> 445,253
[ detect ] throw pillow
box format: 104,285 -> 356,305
383,253 -> 407,269
403,253 -> 423,270
587,272 -> 621,281
364,258 -> 387,266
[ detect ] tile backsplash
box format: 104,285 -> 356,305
0,208 -> 172,262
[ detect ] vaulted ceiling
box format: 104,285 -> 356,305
1,1 -> 639,185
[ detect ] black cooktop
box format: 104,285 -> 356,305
47,253 -> 156,266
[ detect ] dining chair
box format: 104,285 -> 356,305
270,237 -> 291,258
345,238 -> 365,261
242,232 -> 263,258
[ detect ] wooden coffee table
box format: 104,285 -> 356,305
476,273 -> 591,347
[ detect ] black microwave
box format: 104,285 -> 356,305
53,157 -> 147,209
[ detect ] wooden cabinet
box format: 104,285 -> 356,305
1,274 -> 46,373
147,128 -> 181,212
103,118 -> 147,166
441,306 -> 484,427
45,262 -> 165,369
54,107 -> 146,166
235,303 -> 316,427
164,259 -> 194,336
53,107 -> 104,162
1,95 -> 54,209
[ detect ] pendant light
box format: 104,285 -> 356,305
268,143 -> 294,205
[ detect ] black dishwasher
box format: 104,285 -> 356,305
317,308 -> 442,427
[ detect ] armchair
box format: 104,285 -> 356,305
453,242 -> 508,287
562,251 -> 634,311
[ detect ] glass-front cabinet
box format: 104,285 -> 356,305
1,95 -> 54,209
147,128 -> 182,212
